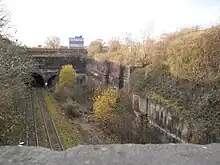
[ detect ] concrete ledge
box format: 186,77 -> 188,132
0,143 -> 219,165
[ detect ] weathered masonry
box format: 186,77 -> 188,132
131,93 -> 220,144
33,55 -> 86,83
27,48 -> 87,86
86,58 -> 137,89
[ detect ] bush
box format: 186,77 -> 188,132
93,88 -> 119,124
71,77 -> 96,108
53,87 -> 69,102
61,98 -> 83,117
95,90 -> 157,144
58,65 -> 76,89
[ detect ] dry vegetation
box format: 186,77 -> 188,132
0,5 -> 34,145
88,25 -> 220,142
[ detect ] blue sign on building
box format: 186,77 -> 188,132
69,36 -> 84,48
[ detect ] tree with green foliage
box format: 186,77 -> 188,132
58,65 -> 76,89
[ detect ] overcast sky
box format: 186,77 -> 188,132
5,0 -> 220,46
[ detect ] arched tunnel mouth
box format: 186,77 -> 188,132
30,72 -> 45,87
47,75 -> 58,88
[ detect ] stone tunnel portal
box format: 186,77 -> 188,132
31,73 -> 45,87
47,75 -> 58,88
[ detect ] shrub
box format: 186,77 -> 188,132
71,77 -> 97,108
61,98 -> 83,117
95,90 -> 156,144
58,65 -> 76,89
53,87 -> 68,102
93,88 -> 119,124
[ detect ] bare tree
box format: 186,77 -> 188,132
45,36 -> 61,48
106,27 -> 156,67
129,22 -> 156,67
88,39 -> 104,56
108,39 -> 121,52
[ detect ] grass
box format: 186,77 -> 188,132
43,91 -> 79,149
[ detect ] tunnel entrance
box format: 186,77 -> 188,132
30,73 -> 45,87
47,75 -> 58,88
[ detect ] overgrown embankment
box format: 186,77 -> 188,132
137,27 -> 220,142
88,26 -> 220,143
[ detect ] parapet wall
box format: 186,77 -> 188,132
1,144 -> 219,165
27,48 -> 88,55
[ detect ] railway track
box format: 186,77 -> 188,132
25,88 -> 38,146
36,88 -> 64,151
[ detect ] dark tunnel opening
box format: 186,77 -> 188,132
47,75 -> 58,88
30,73 -> 45,87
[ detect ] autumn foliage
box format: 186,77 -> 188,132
166,26 -> 220,82
93,88 -> 119,123
58,65 -> 76,89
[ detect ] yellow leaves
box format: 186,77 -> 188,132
93,88 -> 119,123
58,65 -> 76,89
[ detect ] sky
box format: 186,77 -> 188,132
4,0 -> 220,46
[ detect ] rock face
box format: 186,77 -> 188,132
0,144 -> 220,165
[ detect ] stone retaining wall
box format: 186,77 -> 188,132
131,93 -> 220,144
86,58 -> 136,89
